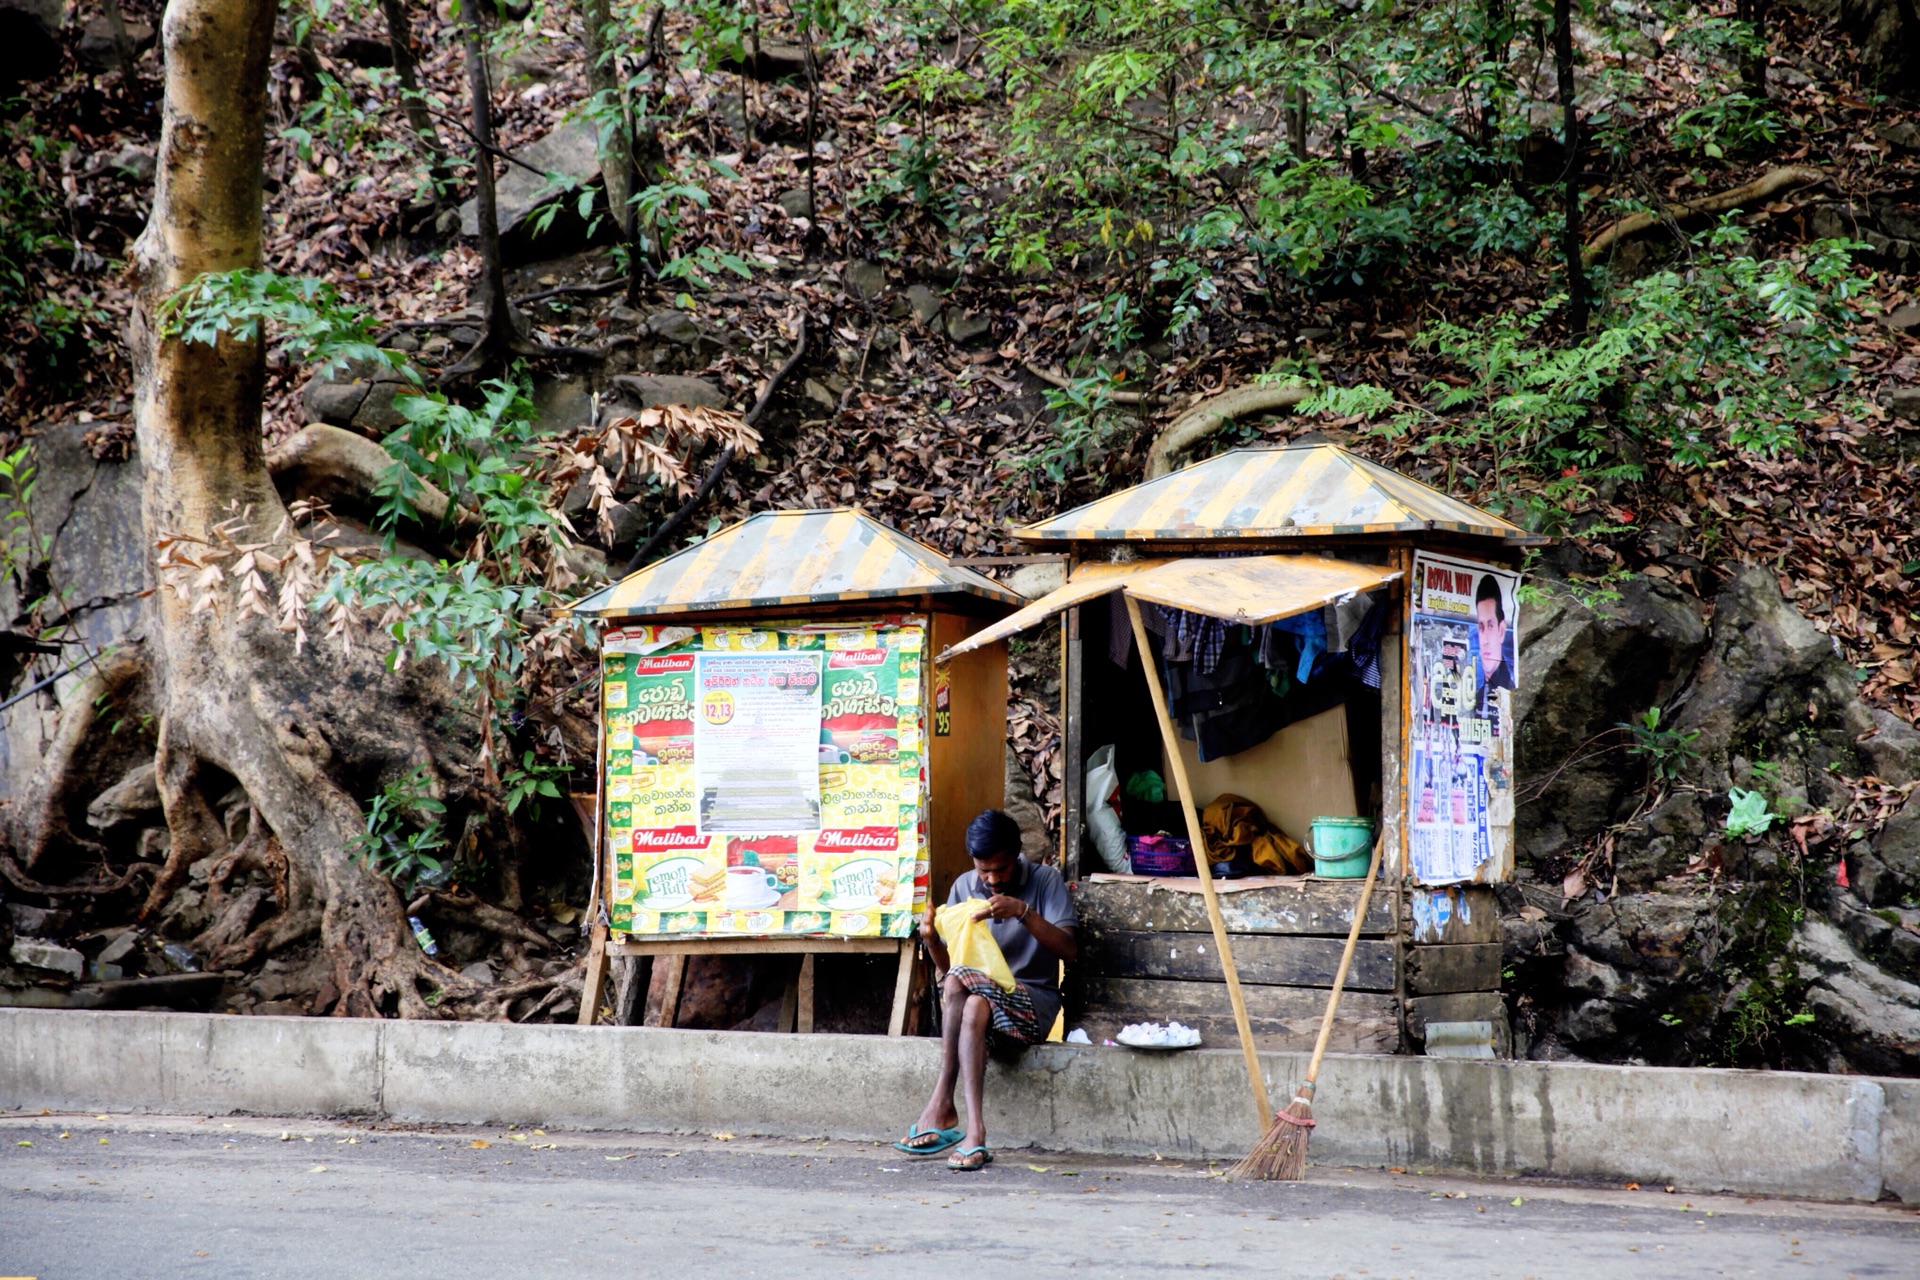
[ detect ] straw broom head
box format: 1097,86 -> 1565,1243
1228,1082 -> 1315,1181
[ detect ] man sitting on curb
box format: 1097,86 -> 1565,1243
896,808 -> 1078,1171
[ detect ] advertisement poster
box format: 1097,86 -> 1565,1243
601,623 -> 927,939
1408,554 -> 1519,884
694,652 -> 824,833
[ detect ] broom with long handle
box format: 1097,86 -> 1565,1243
1229,829 -> 1384,1180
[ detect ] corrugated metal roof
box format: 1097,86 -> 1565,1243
1014,444 -> 1528,543
569,508 -> 1025,619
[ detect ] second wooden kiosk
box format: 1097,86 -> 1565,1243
941,443 -> 1537,1062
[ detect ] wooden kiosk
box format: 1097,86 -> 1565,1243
942,444 -> 1538,1060
571,508 -> 1022,1032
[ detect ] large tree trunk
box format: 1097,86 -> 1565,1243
129,0 -> 474,1017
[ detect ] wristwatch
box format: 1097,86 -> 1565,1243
1020,901 -> 1033,922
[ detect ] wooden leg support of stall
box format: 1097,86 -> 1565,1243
577,933 -> 920,1034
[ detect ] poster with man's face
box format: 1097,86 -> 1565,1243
1408,553 -> 1522,885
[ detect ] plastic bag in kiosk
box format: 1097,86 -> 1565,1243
1084,744 -> 1130,873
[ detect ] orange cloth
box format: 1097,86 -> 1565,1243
1200,793 -> 1309,875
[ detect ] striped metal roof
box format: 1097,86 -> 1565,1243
1014,444 -> 1528,543
569,508 -> 1024,619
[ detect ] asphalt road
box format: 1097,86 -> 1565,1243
2,1113 -> 1914,1279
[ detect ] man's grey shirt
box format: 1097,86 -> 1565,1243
946,858 -> 1077,1033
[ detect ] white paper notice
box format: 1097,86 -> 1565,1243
694,652 -> 824,833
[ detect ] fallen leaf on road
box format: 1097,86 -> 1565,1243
510,1133 -> 528,1142
1510,1197 -> 1525,1206
93,1114 -> 108,1121
711,1132 -> 735,1141
1027,1164 -> 1051,1173
470,1139 -> 491,1149
98,1138 -> 108,1145
604,1154 -> 634,1161
15,1140 -> 31,1147
1625,1181 -> 1641,1190
307,1165 -> 327,1173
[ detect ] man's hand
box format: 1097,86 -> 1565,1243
972,894 -> 1030,923
919,903 -> 938,942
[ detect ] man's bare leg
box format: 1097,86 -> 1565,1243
957,991 -> 991,1150
906,971 -> 967,1145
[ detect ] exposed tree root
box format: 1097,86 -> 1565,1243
207,906 -> 320,970
8,647 -> 151,873
1581,166 -> 1827,265
1144,382 -> 1312,478
1021,361 -> 1172,406
0,850 -> 151,897
408,888 -> 551,950
141,719 -> 234,919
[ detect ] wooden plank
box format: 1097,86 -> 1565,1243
1072,977 -> 1398,1054
610,955 -> 647,1026
777,967 -> 800,1033
1405,942 -> 1503,995
929,611 -> 1008,906
1074,877 -> 1395,937
577,924 -> 611,1026
1082,928 -> 1397,992
606,936 -> 903,957
1406,991 -> 1511,1057
645,954 -> 686,1027
887,939 -> 916,1036
796,953 -> 817,1034
1402,884 -> 1501,945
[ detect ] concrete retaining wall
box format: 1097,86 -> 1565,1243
1,1008 -> 1911,1202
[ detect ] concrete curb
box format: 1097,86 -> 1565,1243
1,1008 -> 1911,1202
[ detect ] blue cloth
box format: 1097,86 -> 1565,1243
1269,611 -> 1327,685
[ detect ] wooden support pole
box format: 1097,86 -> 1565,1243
1125,595 -> 1273,1131
887,938 -> 917,1036
796,953 -> 817,1034
577,923 -> 611,1026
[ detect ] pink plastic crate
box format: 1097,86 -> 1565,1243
1127,833 -> 1194,876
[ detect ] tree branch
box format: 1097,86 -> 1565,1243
622,318 -> 809,574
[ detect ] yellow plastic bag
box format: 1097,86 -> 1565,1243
934,901 -> 1016,992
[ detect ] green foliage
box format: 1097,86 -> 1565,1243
0,443 -> 46,588
349,765 -> 450,894
377,379 -> 558,573
0,112 -> 103,391
1333,229 -> 1869,528
502,749 -> 567,817
159,270 -> 409,383
1725,787 -> 1777,837
1019,369 -> 1139,485
1620,707 -> 1701,784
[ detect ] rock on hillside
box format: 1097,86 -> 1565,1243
1507,567 -> 1920,1073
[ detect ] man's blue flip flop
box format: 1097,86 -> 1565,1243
893,1125 -> 964,1156
947,1145 -> 992,1171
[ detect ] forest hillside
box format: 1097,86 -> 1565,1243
0,0 -> 1915,1067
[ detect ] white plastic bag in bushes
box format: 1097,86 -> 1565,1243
1085,744 -> 1129,873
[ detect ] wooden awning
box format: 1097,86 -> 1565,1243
937,554 -> 1400,661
